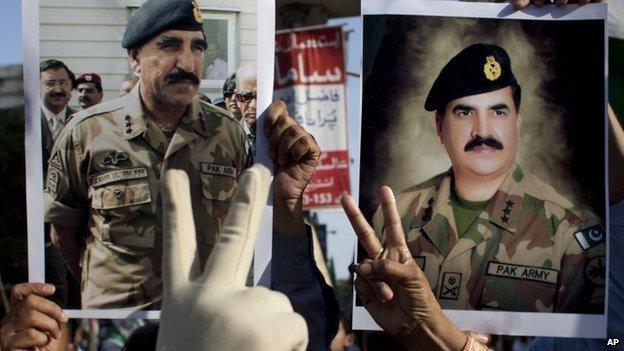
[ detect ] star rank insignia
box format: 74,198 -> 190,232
501,200 -> 514,224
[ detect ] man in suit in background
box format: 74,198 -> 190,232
40,59 -> 78,309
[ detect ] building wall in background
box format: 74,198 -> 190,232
0,64 -> 24,109
39,0 -> 257,106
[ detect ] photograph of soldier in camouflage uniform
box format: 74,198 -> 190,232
358,15 -> 606,314
36,0 -> 271,312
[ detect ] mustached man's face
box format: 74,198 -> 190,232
41,68 -> 72,113
435,86 -> 522,180
129,29 -> 207,112
77,82 -> 103,109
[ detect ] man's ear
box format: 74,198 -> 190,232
128,48 -> 142,74
516,112 -> 523,133
435,113 -> 444,143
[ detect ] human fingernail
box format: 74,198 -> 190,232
43,284 -> 55,294
357,263 -> 372,275
381,285 -> 393,300
61,311 -> 69,322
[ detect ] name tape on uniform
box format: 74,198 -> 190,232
91,167 -> 149,187
200,163 -> 237,178
487,262 -> 558,285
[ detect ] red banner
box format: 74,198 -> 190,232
275,26 -> 351,210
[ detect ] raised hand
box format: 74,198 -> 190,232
342,187 -> 468,351
264,101 -> 320,236
156,165 -> 308,351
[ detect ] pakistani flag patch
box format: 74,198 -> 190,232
574,225 -> 605,251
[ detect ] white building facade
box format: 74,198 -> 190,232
39,0 -> 257,105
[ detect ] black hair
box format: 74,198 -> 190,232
40,59 -> 75,89
223,72 -> 236,98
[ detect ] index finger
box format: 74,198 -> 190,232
341,195 -> 383,258
162,170 -> 200,294
202,164 -> 271,285
10,283 -> 55,306
378,186 -> 407,248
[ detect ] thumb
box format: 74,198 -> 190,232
202,164 -> 271,285
161,170 -> 200,295
10,282 -> 55,305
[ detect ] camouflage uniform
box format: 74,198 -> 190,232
373,165 -> 605,313
44,84 -> 249,309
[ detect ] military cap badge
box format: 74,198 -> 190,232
85,75 -> 92,82
192,0 -> 202,23
484,55 -> 501,81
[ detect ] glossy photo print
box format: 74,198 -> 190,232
353,0 -> 608,338
23,0 -> 271,318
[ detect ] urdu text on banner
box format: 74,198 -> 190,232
274,25 -> 351,210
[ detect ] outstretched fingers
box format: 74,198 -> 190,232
162,170 -> 200,294
202,164 -> 271,286
341,195 -> 383,259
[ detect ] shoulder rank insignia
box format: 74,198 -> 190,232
484,55 -> 502,81
574,225 -> 605,251
192,0 -> 203,23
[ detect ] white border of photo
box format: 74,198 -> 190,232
23,0 -> 274,319
352,0 -> 609,338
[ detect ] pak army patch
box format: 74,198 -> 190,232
201,163 -> 237,178
574,225 -> 605,251
486,262 -> 558,285
439,272 -> 461,300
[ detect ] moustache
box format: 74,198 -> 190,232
165,70 -> 200,85
464,136 -> 504,152
79,96 -> 91,103
49,92 -> 66,98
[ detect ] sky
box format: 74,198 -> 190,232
0,0 -> 359,280
0,0 -> 22,65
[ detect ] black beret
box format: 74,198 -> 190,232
122,0 -> 205,49
425,43 -> 518,112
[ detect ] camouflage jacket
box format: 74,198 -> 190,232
373,165 -> 605,313
44,84 -> 249,309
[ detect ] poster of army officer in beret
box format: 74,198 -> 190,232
354,2 -> 607,336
